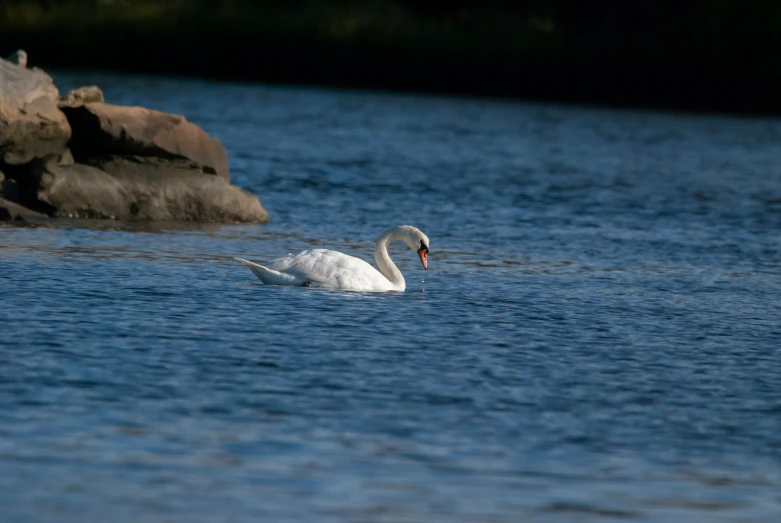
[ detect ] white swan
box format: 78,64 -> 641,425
234,225 -> 430,292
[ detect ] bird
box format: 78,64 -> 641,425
233,225 -> 430,292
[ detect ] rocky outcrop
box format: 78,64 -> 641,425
59,85 -> 104,107
1,169 -> 18,200
5,50 -> 28,68
0,51 -> 268,224
61,103 -> 230,181
0,56 -> 72,165
36,156 -> 267,222
1,167 -> 47,222
0,197 -> 49,221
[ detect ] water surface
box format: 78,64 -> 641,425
1,72 -> 781,522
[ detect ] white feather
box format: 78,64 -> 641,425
234,225 -> 430,292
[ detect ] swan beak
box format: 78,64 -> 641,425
417,247 -> 428,269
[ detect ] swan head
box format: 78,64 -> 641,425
396,225 -> 429,270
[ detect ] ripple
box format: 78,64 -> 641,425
2,72 -> 781,522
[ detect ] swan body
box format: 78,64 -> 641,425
234,225 -> 430,292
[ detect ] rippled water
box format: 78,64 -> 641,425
2,72 -> 781,522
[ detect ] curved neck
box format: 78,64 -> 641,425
374,228 -> 406,290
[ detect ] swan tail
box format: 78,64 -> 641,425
233,257 -> 303,286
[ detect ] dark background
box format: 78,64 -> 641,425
2,0 -> 781,114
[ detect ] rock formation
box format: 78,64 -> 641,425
0,55 -> 71,166
59,85 -> 104,106
60,102 -> 230,180
0,51 -> 268,223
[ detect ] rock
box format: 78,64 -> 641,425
42,148 -> 75,168
0,56 -> 72,165
2,177 -> 18,201
0,57 -> 267,223
0,197 -> 48,221
37,157 -> 268,222
60,103 -> 230,181
6,50 -> 27,68
35,163 -> 128,218
59,148 -> 75,166
59,85 -> 105,107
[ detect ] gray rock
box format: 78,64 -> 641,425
60,103 -> 230,181
0,56 -> 72,165
59,85 -> 105,107
37,157 -> 268,222
0,197 -> 48,221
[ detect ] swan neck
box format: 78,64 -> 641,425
374,229 -> 405,290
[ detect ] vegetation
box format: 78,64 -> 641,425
2,0 -> 781,114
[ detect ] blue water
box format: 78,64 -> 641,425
1,72 -> 781,522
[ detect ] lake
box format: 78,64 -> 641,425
1,72 -> 780,522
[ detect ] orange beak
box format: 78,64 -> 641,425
417,247 -> 428,269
